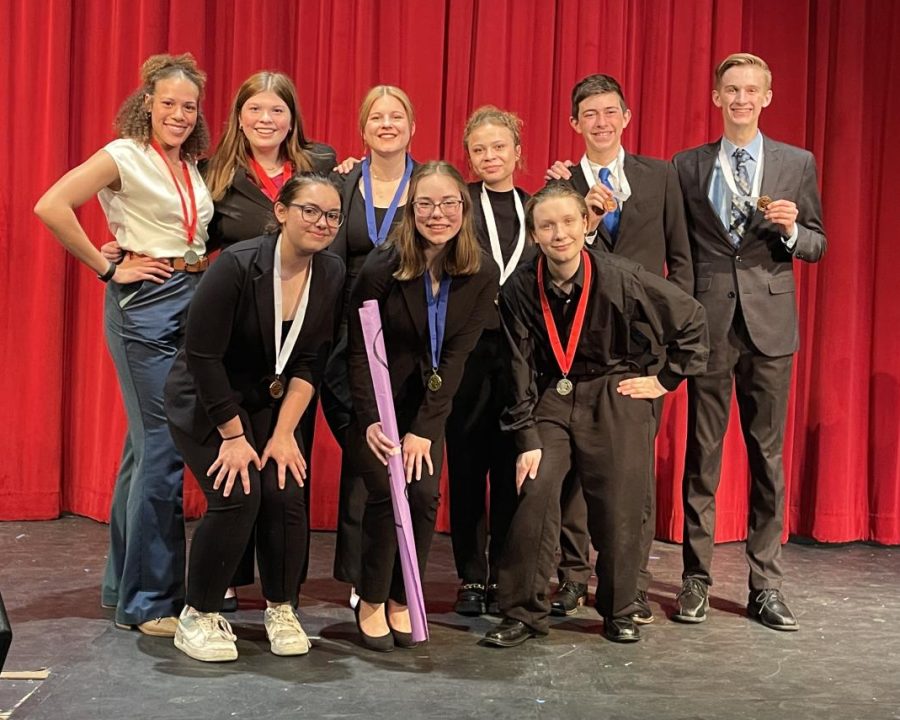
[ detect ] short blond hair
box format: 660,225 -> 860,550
714,53 -> 772,90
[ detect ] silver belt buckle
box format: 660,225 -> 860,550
183,249 -> 200,266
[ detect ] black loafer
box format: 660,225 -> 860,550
485,584 -> 500,615
673,578 -> 709,623
455,583 -> 487,616
221,595 -> 239,614
631,590 -> 654,625
748,589 -> 799,631
482,618 -> 540,648
550,581 -> 588,616
604,616 -> 641,643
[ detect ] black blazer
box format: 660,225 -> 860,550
566,152 -> 694,294
347,244 -> 500,441
673,137 -> 826,357
165,234 -> 345,442
206,142 -> 337,249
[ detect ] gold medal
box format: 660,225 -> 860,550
556,378 -> 573,396
427,372 -> 443,392
269,376 -> 285,399
757,195 -> 773,211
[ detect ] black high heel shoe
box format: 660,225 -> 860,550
386,614 -> 419,649
354,603 -> 394,653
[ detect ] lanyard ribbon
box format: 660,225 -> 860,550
150,139 -> 198,244
361,155 -> 413,247
480,182 -> 526,285
273,234 -> 313,379
424,273 -> 452,372
249,156 -> 293,202
716,140 -> 764,199
537,250 -> 593,379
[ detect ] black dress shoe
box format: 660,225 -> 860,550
354,604 -> 394,652
454,583 -> 486,616
221,595 -> 239,614
485,584 -> 500,615
387,617 -> 420,649
748,589 -> 799,631
631,590 -> 654,625
482,618 -> 540,648
672,577 -> 709,623
550,581 -> 588,616
603,616 -> 641,643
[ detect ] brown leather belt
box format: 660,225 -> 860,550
126,252 -> 208,273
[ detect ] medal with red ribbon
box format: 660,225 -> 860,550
249,156 -> 294,202
536,249 -> 592,396
150,139 -> 198,245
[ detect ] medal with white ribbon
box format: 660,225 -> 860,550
270,234 -> 313,399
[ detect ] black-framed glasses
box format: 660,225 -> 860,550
289,203 -> 345,228
412,198 -> 464,216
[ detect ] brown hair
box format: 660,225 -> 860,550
524,183 -> 588,236
462,105 -> 524,171
205,71 -> 317,201
570,74 -> 628,118
388,161 -> 481,280
358,85 -> 416,135
265,173 -> 342,234
114,53 -> 209,159
714,53 -> 772,90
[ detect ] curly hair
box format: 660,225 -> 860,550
462,104 -> 524,173
114,53 -> 210,159
205,71 -> 316,201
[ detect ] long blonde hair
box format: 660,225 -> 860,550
205,71 -> 316,201
388,161 -> 481,281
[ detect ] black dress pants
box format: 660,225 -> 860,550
347,419 -> 444,604
170,408 -> 308,613
497,375 -> 653,633
682,304 -> 792,591
445,330 -> 518,586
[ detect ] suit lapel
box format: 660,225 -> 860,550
253,235 -> 277,371
233,169 -> 276,214
400,276 -> 428,348
697,142 -> 735,249
747,138 -> 783,235
616,153 -> 646,249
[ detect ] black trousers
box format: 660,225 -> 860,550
170,409 -> 308,613
682,304 -> 792,591
445,330 -> 518,586
346,419 -> 444,604
497,375 -> 653,633
557,395 -> 663,591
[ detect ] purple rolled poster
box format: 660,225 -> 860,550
358,300 -> 429,642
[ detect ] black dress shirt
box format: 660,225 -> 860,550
499,250 -> 709,452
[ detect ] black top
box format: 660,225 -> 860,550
206,141 -> 337,250
347,243 -> 500,441
164,233 -> 346,442
499,251 -> 709,452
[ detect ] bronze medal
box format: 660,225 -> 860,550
183,249 -> 200,266
603,197 -> 618,213
269,376 -> 285,399
757,195 -> 773,211
427,372 -> 443,392
556,378 -> 573,396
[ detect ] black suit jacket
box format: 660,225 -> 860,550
347,244 -> 500,441
165,234 -> 345,442
206,142 -> 337,249
567,152 -> 693,293
673,137 -> 826,357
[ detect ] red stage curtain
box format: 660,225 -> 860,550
1,0 -> 897,545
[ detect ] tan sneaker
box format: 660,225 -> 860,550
264,604 -> 311,656
174,606 -> 238,662
137,617 -> 178,637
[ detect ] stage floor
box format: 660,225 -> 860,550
0,517 -> 897,720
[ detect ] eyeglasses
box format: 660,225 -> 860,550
289,203 -> 344,228
412,198 -> 464,216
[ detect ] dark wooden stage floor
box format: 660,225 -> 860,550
1,517 -> 897,719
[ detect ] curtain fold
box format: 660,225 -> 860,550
2,0 -> 896,544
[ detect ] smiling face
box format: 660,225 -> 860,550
146,75 -> 200,152
466,122 -> 520,189
569,91 -> 631,165
713,64 -> 772,135
274,182 -> 342,256
363,94 -> 415,156
530,196 -> 588,265
413,173 -> 464,247
239,90 -> 292,156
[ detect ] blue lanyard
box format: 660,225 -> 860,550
361,155 -> 413,247
424,273 -> 452,371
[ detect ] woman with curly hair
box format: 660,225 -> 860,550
35,53 -> 214,637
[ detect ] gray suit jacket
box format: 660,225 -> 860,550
673,137 -> 826,357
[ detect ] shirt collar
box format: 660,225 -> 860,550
721,131 -> 763,163
542,253 -> 585,297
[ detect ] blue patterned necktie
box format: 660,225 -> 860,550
728,148 -> 752,244
598,167 -> 620,240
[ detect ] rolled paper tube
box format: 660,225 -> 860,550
358,300 -> 429,642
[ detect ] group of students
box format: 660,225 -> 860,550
34,48 -> 826,663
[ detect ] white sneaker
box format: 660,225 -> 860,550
264,604 -> 311,656
174,606 -> 238,662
